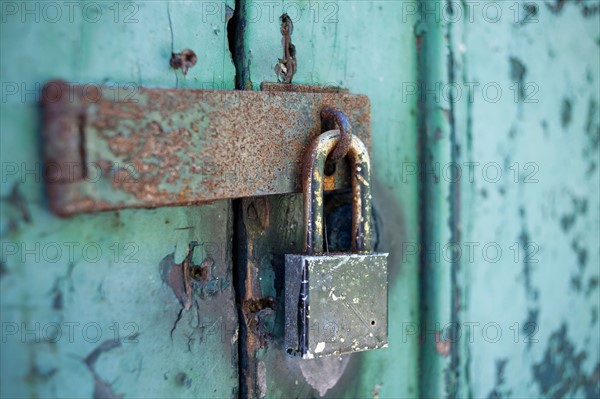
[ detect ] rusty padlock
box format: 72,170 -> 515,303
285,129 -> 388,359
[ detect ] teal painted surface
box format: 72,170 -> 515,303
420,0 -> 600,397
415,2 -> 454,396
2,0 -> 597,398
241,1 -> 420,397
1,1 -> 238,397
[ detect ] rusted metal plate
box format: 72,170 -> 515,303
260,82 -> 349,93
41,81 -> 371,216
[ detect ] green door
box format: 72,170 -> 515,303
1,1 -> 240,397
1,1 -> 598,398
233,1 -> 419,397
1,1 -> 418,397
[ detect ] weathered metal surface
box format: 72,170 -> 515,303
320,108 -> 352,170
285,253 -> 388,358
42,82 -> 371,216
301,131 -> 372,254
274,14 -> 297,83
260,82 -> 348,94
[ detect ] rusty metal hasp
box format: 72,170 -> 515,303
41,81 -> 371,216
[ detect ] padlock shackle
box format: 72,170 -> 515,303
302,129 -> 373,255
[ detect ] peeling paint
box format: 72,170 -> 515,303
0,183 -> 31,237
532,324 -> 600,398
85,340 -> 124,399
487,358 -> 509,399
435,332 -> 451,358
509,57 -> 527,100
561,98 -> 573,129
523,309 -> 539,350
160,241 -> 227,310
519,207 -> 538,301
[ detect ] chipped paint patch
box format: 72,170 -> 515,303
315,342 -> 326,353
487,358 -> 509,399
532,324 -> 599,397
435,332 -> 451,357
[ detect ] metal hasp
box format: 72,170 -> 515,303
285,130 -> 388,359
41,81 -> 371,216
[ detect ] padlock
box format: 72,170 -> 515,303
285,129 -> 388,359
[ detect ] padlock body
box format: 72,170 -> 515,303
285,253 -> 388,358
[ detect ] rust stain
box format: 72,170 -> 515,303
260,82 -> 348,93
84,340 -> 125,399
241,297 -> 276,349
159,242 -> 198,311
170,49 -> 197,76
435,331 -> 451,357
323,174 -> 336,191
107,134 -> 140,155
192,257 -> 214,282
42,82 -> 371,216
302,130 -> 373,254
321,107 -> 352,168
159,241 -> 223,313
246,198 -> 270,231
274,14 -> 296,84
